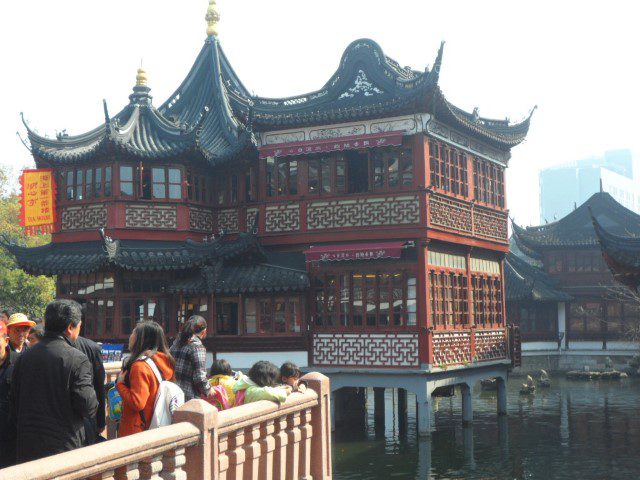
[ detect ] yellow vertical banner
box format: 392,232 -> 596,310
19,169 -> 57,236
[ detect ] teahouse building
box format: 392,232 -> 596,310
512,191 -> 640,358
6,1 -> 533,434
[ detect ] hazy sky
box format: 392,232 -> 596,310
1,0 -> 638,225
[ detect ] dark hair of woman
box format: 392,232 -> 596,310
248,360 -> 280,388
178,315 -> 208,346
209,358 -> 233,377
280,361 -> 301,379
124,321 -> 175,384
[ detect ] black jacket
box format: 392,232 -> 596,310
75,336 -> 106,432
0,350 -> 18,468
10,333 -> 98,463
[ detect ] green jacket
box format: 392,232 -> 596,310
232,376 -> 288,403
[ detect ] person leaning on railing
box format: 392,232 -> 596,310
170,316 -> 215,402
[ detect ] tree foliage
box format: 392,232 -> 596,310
0,165 -> 55,319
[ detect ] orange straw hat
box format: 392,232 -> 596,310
6,313 -> 36,329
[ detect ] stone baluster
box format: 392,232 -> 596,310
298,408 -> 313,479
258,418 -> 276,479
114,463 -> 140,480
160,447 -> 187,480
286,411 -> 302,479
227,428 -> 246,479
272,414 -> 289,480
218,432 -> 230,480
139,455 -> 163,480
303,372 -> 332,480
172,399 -> 218,480
243,423 -> 262,480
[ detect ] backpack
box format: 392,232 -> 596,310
204,384 -> 230,410
106,383 -> 122,422
141,357 -> 185,429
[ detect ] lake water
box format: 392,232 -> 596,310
332,376 -> 640,479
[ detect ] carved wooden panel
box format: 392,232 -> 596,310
312,333 -> 419,367
246,207 -> 259,233
217,209 -> 239,234
125,205 -> 176,229
307,195 -> 419,230
474,329 -> 507,362
265,204 -> 300,232
61,205 -> 107,231
189,207 -> 214,232
432,331 -> 471,366
474,207 -> 508,241
429,194 -> 472,233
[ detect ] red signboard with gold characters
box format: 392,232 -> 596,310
19,169 -> 57,236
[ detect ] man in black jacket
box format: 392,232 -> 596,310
10,300 -> 98,463
0,320 -> 18,467
76,335 -> 106,444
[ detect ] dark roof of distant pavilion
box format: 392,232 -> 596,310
591,212 -> 640,289
505,252 -> 571,303
1,232 -> 262,275
222,39 -> 533,148
23,37 -> 533,161
24,37 -> 256,167
168,258 -> 309,295
512,192 -> 640,254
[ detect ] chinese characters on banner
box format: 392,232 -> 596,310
19,169 -> 56,236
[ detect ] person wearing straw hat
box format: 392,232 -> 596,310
6,313 -> 36,354
0,320 -> 18,467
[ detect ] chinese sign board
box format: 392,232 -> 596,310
305,242 -> 404,262
259,131 -> 404,159
19,169 -> 56,236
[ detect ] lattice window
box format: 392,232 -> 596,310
429,270 -> 469,328
429,140 -> 468,196
473,158 -> 505,208
314,270 -> 416,328
61,166 -> 112,202
471,274 -> 504,327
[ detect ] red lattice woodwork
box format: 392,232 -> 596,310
474,329 -> 507,362
125,205 -> 177,229
429,194 -> 472,233
312,333 -> 419,368
60,205 -> 107,231
474,206 -> 508,241
431,330 -> 471,366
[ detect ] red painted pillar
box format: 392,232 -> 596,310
418,240 -> 431,366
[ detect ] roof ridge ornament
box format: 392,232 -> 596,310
136,66 -> 148,87
206,0 -> 220,37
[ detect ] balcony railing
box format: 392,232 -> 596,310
0,373 -> 332,480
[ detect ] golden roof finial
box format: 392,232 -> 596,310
205,0 -> 220,37
136,66 -> 148,87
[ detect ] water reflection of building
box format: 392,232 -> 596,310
4,2 -> 533,436
510,192 -> 640,368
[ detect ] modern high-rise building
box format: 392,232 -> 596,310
539,149 -> 636,223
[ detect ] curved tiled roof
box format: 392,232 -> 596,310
223,39 -> 532,148
512,192 -> 640,252
505,252 -> 571,302
23,36 -> 531,165
25,38 -> 255,167
0,233 -> 263,275
168,261 -> 310,295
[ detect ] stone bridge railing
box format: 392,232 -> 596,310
0,372 -> 332,480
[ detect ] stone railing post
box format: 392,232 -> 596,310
172,399 -> 218,480
300,372 -> 332,480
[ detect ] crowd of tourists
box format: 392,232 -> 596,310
0,300 -> 305,469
